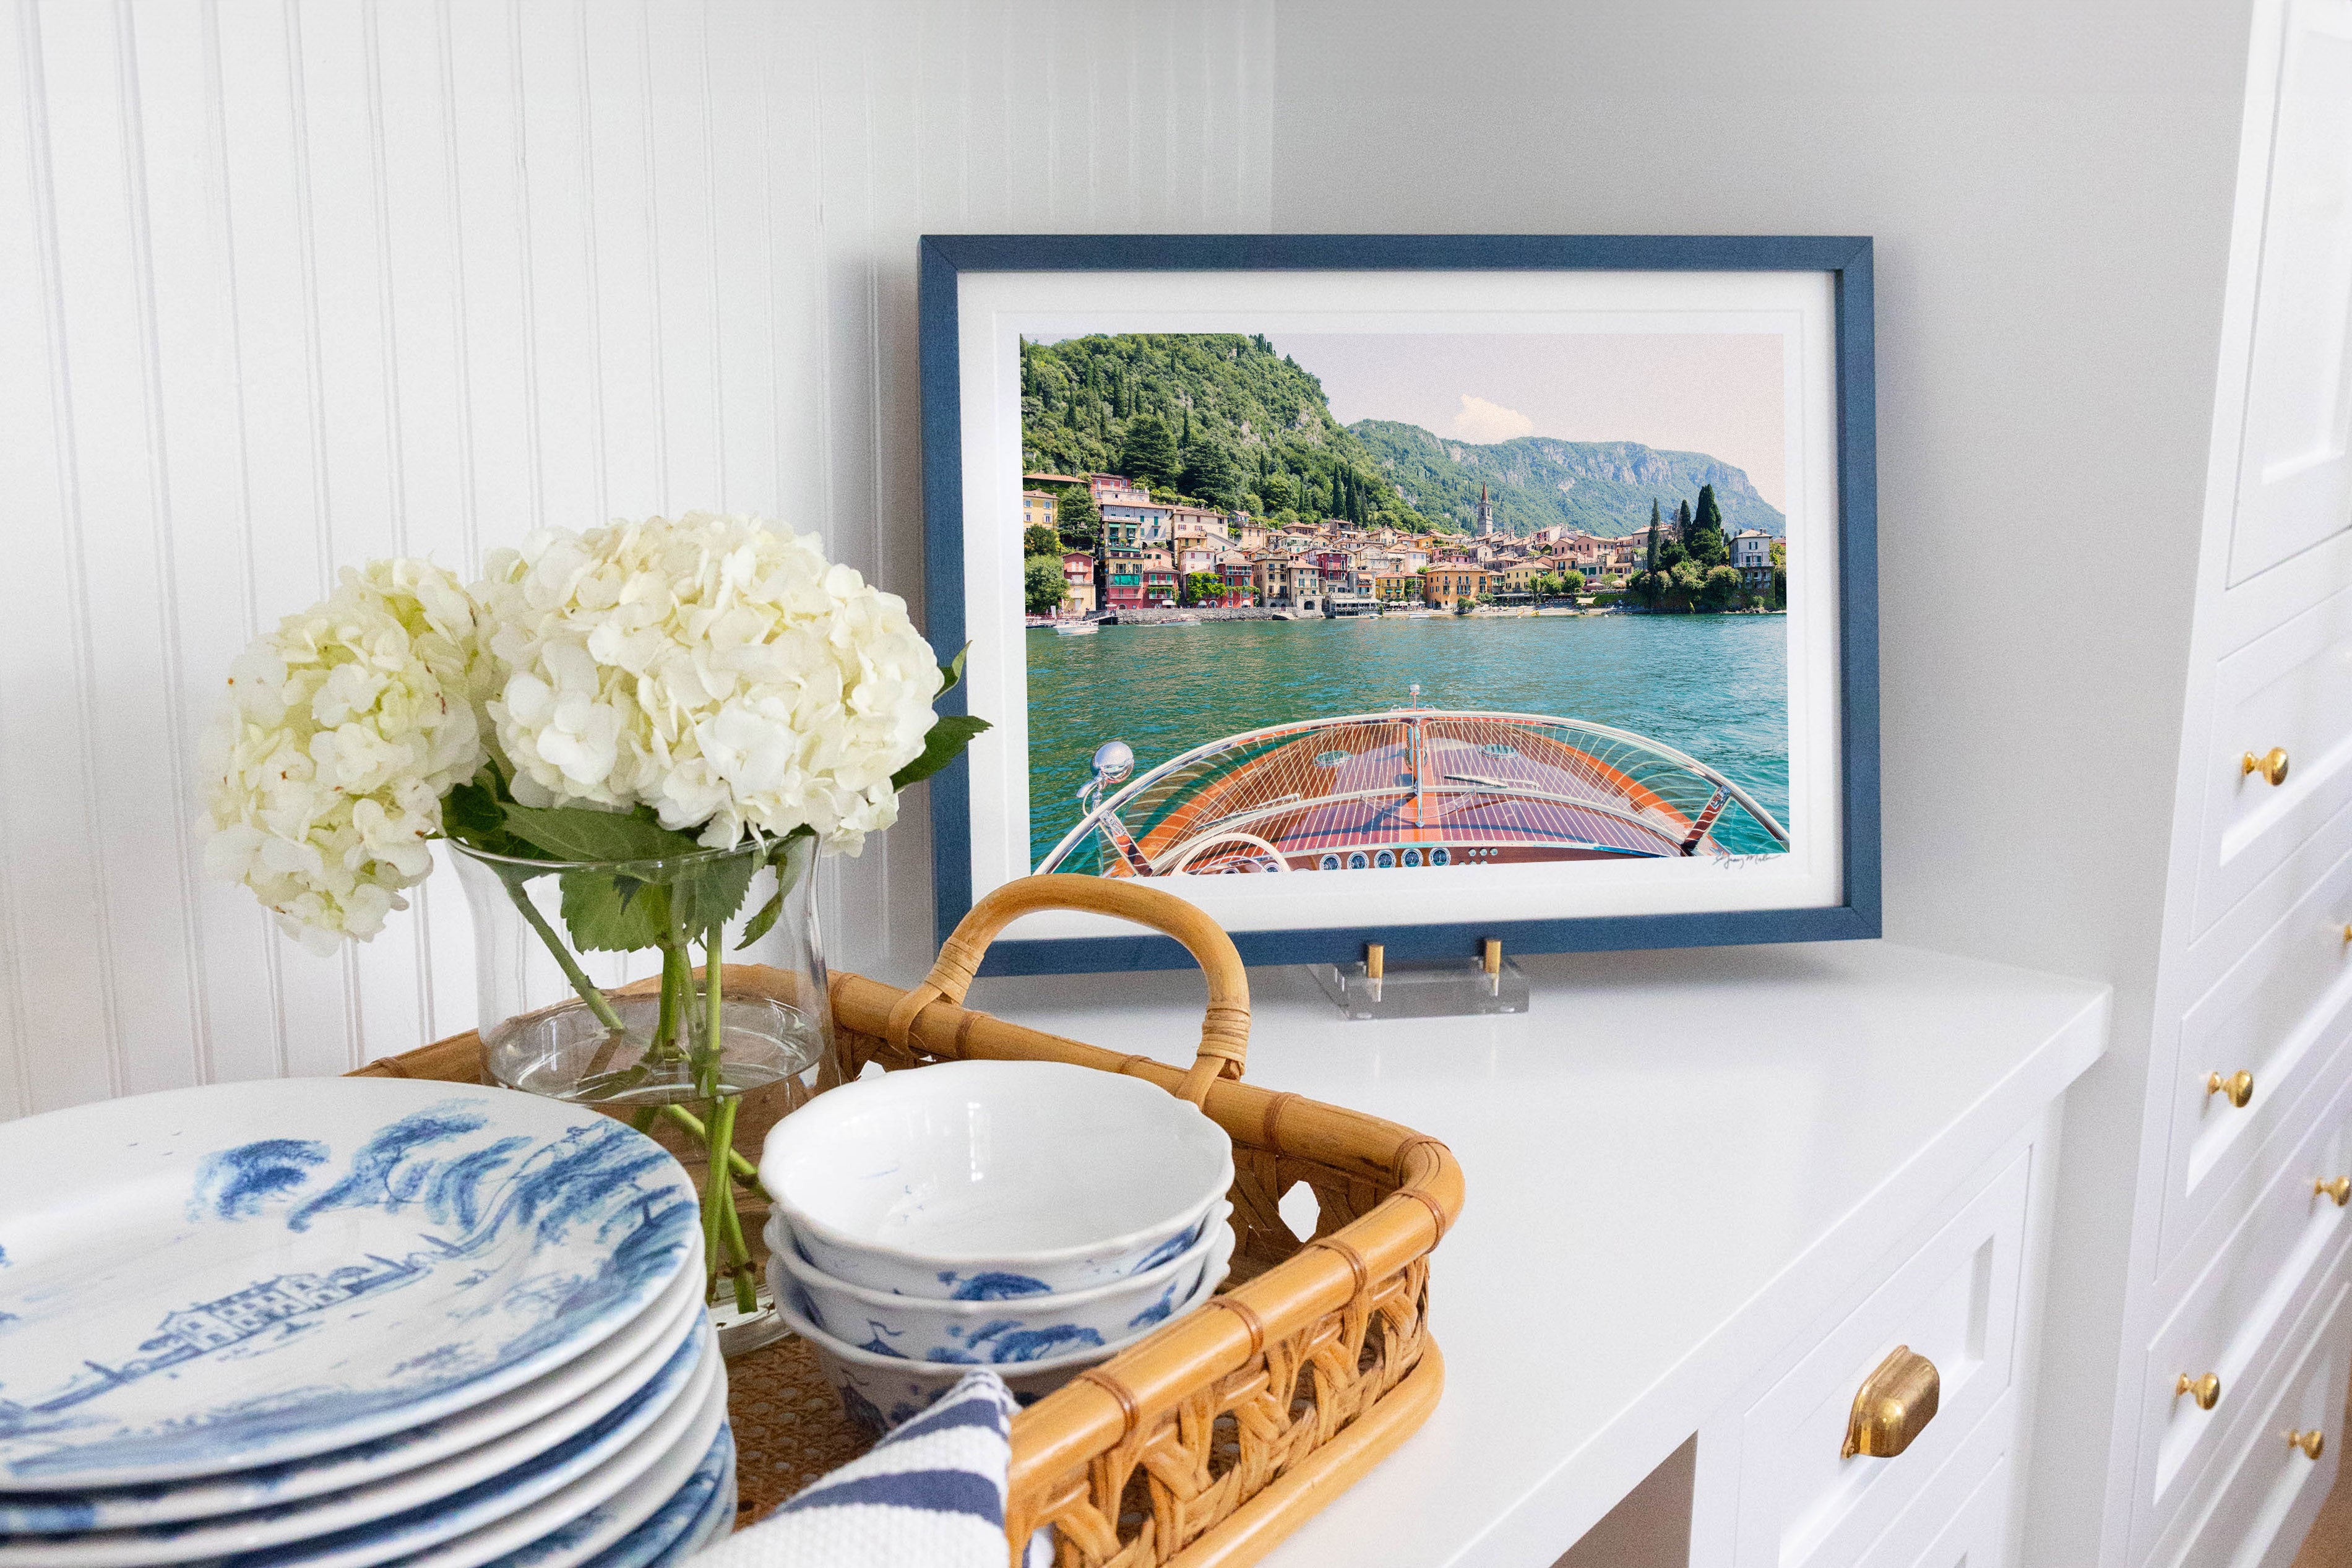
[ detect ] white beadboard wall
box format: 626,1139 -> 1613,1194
0,0 -> 1273,1120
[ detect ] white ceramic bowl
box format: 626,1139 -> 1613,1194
759,1059 -> 1234,1298
769,1237 -> 1227,1439
766,1202 -> 1233,1363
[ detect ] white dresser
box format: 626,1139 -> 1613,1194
970,940 -> 2106,1567
2034,1 -> 2352,1564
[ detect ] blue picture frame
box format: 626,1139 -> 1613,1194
918,234 -> 1879,975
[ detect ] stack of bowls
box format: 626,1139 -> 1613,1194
0,1079 -> 736,1568
760,1061 -> 1235,1436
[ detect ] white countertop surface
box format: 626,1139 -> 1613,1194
965,937 -> 2107,1567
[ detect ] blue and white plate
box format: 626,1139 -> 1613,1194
0,1322 -> 717,1566
173,1332 -> 727,1568
0,1264 -> 706,1535
415,1368 -> 728,1568
0,1080 -> 700,1490
666,1429 -> 735,1560
564,1424 -> 732,1568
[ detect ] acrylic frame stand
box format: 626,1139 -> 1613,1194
1310,941 -> 1530,1020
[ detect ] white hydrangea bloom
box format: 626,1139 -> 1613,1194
198,559 -> 493,953
476,512 -> 943,853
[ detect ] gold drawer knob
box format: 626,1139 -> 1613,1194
2244,747 -> 2291,786
2319,1176 -> 2351,1207
1843,1345 -> 1940,1458
2292,1428 -> 2327,1459
2207,1070 -> 2255,1108
2178,1372 -> 2222,1410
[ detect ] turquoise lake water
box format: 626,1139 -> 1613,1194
1023,613 -> 1790,867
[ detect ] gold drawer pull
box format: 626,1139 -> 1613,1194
2319,1176 -> 2351,1207
1843,1345 -> 1939,1458
2178,1372 -> 2222,1410
2207,1070 -> 2255,1108
2244,747 -> 2291,786
2292,1428 -> 2327,1459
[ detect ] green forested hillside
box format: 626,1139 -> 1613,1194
1017,332 -> 1783,540
1349,421 -> 1786,539
1020,334 -> 1435,532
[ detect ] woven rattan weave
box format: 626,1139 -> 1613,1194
352,874 -> 1462,1567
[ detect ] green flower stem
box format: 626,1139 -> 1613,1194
656,1103 -> 760,1187
498,873 -> 627,1033
687,959 -> 719,1102
692,928 -> 748,1310
722,1196 -> 757,1314
704,927 -> 724,1082
570,928 -> 694,1104
656,936 -> 692,1064
699,1094 -> 741,1292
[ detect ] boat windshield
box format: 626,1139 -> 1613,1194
1036,709 -> 1787,876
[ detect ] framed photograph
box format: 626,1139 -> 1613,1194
919,235 -> 1877,975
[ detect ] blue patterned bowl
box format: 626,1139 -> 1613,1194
767,1263 -> 1225,1441
758,1061 -> 1232,1299
766,1203 -> 1231,1364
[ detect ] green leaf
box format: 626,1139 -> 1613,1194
937,642 -> 970,697
560,871 -> 669,952
441,768 -> 546,861
738,887 -> 785,948
499,803 -> 706,864
736,829 -> 815,948
891,714 -> 991,792
672,849 -> 757,936
443,775 -> 506,839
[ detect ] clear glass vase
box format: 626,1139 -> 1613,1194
451,832 -> 829,1356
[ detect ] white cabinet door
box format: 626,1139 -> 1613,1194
1728,1153 -> 2030,1568
2229,0 -> 2352,590
2153,1283 -> 2347,1568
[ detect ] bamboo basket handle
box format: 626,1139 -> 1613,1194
883,874 -> 1249,1105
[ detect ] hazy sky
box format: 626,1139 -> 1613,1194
1268,332 -> 1786,509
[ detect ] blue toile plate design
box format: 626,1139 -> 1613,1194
661,1428 -> 736,1561
558,1424 -> 733,1568
0,1269 -> 705,1536
419,1370 -> 728,1568
0,1324 -> 716,1567
0,1080 -> 700,1491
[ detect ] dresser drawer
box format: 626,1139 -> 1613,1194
1895,1464 -> 2009,1568
1863,1387 -> 2011,1568
2194,581 -> 2352,938
2160,842 -> 2352,1275
1730,1150 -> 2029,1568
2134,1079 -> 2350,1545
2155,1282 -> 2348,1568
1888,1434 -> 2009,1568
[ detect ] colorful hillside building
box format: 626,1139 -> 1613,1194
1060,551 -> 1095,615
1021,489 -> 1058,536
1423,565 -> 1492,606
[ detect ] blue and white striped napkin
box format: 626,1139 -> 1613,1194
691,1369 -> 1046,1568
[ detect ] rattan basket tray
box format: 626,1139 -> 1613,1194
355,875 -> 1463,1567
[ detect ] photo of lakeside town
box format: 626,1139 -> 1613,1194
1017,330 -> 1796,881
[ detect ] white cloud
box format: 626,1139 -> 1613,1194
1448,394 -> 1535,444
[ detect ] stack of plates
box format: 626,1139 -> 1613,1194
0,1079 -> 735,1568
